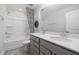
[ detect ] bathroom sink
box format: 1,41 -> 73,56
50,37 -> 72,42
39,33 -> 72,42
39,33 -> 60,37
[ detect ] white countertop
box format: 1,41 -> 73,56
31,33 -> 79,54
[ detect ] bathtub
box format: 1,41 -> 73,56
4,37 -> 30,51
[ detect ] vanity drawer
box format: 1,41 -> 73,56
33,41 -> 39,48
40,45 -> 51,55
30,35 -> 39,43
40,39 -> 55,50
33,46 -> 39,55
53,45 -> 76,55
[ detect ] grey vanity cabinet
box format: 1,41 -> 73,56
30,35 -> 78,55
40,39 -> 77,55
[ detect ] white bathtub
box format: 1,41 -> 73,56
4,37 -> 30,51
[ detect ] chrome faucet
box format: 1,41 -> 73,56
41,27 -> 46,33
60,31 -> 69,38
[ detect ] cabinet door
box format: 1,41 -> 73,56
30,39 -> 40,55
33,46 -> 39,55
40,39 -> 55,55
40,45 -> 51,55
30,35 -> 40,55
33,41 -> 39,48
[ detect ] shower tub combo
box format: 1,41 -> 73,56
2,11 -> 30,54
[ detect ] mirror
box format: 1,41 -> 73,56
41,4 -> 79,34
66,9 -> 79,34
41,4 -> 67,33
34,20 -> 39,28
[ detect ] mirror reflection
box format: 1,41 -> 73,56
40,4 -> 79,34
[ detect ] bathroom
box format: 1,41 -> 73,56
0,4 -> 79,55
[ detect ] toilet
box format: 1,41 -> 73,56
22,40 -> 30,53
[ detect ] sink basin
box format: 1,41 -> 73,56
40,33 -> 60,37
50,37 -> 72,42
39,33 -> 72,42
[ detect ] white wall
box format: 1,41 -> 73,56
6,4 -> 27,15
41,4 -> 79,32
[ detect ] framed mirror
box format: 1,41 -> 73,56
66,9 -> 79,34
